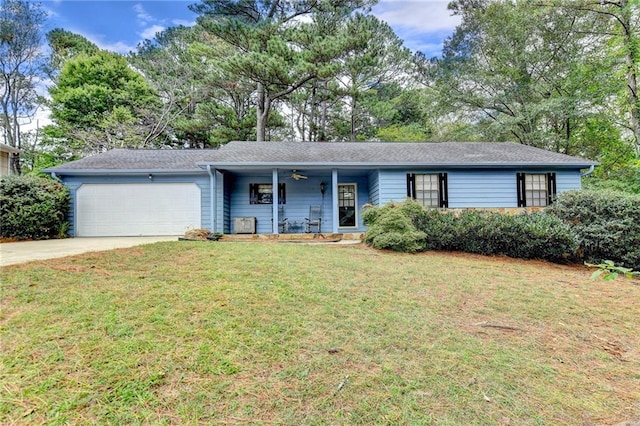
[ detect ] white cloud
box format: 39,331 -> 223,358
172,19 -> 196,27
133,3 -> 154,25
60,27 -> 135,54
372,0 -> 460,56
101,40 -> 138,54
373,0 -> 460,33
140,25 -> 165,40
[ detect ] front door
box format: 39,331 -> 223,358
338,184 -> 357,228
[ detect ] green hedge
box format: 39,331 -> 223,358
362,202 -> 427,253
0,175 -> 70,240
363,200 -> 577,262
546,190 -> 640,269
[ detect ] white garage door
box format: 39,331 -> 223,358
76,183 -> 201,236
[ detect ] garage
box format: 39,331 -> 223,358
76,183 -> 201,236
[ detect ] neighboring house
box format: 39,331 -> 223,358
44,141 -> 597,237
0,143 -> 20,176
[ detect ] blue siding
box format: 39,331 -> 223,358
448,170 -> 517,208
368,170 -> 380,205
379,169 -> 584,208
378,170 -> 411,205
556,170 -> 582,193
60,174 -> 210,236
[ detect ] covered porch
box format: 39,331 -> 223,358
206,167 -> 376,235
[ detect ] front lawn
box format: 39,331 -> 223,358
2,242 -> 639,425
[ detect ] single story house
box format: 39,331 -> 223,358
0,143 -> 20,176
45,141 -> 597,237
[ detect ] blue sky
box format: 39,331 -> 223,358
41,0 -> 461,58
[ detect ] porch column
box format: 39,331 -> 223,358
332,169 -> 339,233
272,168 -> 279,234
207,165 -> 217,233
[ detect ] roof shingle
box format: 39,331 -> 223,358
46,141 -> 597,173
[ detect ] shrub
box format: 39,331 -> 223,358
0,175 -> 70,240
362,201 -> 426,253
422,210 -> 576,262
363,200 -> 577,262
546,190 -> 640,269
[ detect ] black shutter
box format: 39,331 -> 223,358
439,173 -> 448,208
407,173 -> 416,199
546,172 -> 557,205
249,184 -> 258,204
278,183 -> 286,205
516,173 -> 526,207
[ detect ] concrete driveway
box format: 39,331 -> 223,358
0,236 -> 177,267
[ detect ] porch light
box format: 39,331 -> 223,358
320,181 -> 326,194
148,173 -> 153,180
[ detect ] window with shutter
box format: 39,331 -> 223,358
407,173 -> 448,208
516,173 -> 556,207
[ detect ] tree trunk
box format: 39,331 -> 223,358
256,82 -> 269,142
319,80 -> 328,141
350,95 -> 357,141
308,81 -> 317,141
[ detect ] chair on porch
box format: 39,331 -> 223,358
277,205 -> 288,233
305,205 -> 322,233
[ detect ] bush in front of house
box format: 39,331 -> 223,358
0,175 -> 70,240
417,209 -> 576,262
546,190 -> 640,269
362,200 -> 577,262
362,201 -> 427,253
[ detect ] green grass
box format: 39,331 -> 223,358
2,242 -> 639,425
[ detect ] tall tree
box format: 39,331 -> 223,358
191,0 -> 375,141
46,51 -> 161,156
45,28 -> 99,78
132,25 -> 258,147
333,14 -> 411,141
555,0 -> 639,154
434,0 -> 606,153
0,0 -> 47,174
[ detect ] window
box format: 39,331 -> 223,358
250,183 -> 286,204
516,173 -> 556,207
407,173 -> 448,208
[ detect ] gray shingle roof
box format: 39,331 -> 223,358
45,141 -> 597,174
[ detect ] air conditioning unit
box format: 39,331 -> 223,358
233,217 -> 257,234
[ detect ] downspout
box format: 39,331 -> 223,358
206,165 -> 216,233
580,165 -> 595,177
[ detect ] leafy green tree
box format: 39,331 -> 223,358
333,14 -> 411,141
554,0 -> 639,155
191,0 -> 375,141
0,0 -> 47,174
46,51 -> 160,156
45,28 -> 99,78
433,1 -> 604,153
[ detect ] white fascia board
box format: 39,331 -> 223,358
196,162 -> 598,170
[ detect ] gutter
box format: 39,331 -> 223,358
196,161 -> 598,170
42,168 -> 205,176
581,165 -> 595,177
